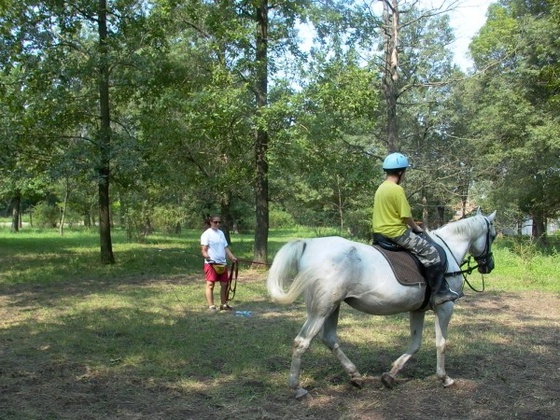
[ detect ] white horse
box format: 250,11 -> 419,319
267,210 -> 497,398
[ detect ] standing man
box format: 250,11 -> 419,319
201,215 -> 238,312
372,152 -> 459,306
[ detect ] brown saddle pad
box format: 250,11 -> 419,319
373,245 -> 426,286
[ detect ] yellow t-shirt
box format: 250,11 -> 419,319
372,180 -> 411,238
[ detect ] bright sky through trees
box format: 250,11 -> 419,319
297,1 -> 494,71
448,0 -> 495,70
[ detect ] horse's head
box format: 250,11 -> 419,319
470,210 -> 497,274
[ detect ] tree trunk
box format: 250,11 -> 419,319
253,0 -> 269,266
437,206 -> 445,227
421,193 -> 428,228
532,212 -> 547,247
10,192 -> 21,233
59,177 -> 70,236
98,0 -> 115,264
382,0 -> 400,152
220,194 -> 234,245
532,173 -> 547,246
336,175 -> 344,234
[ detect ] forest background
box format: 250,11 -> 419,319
1,0 -> 559,263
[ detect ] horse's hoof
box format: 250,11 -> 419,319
443,376 -> 455,387
381,372 -> 396,388
350,377 -> 363,389
294,387 -> 309,399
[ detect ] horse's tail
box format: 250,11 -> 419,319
267,240 -> 309,304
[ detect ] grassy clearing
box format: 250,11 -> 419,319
1,228 -> 559,419
0,227 -> 314,285
487,237 -> 560,292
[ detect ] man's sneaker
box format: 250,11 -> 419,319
220,303 -> 233,311
208,305 -> 218,313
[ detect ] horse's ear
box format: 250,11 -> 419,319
476,207 -> 482,215
488,210 -> 497,222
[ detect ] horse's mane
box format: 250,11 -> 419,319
433,215 -> 484,238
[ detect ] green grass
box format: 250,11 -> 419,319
490,240 -> 560,292
2,227 -> 558,290
1,227 -> 559,418
0,227 -> 310,394
0,226 -> 319,285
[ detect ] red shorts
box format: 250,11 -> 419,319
204,264 -> 229,283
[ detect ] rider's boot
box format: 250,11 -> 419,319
425,264 -> 460,306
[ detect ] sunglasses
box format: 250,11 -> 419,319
211,220 -> 221,224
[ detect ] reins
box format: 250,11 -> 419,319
226,261 -> 239,301
447,256 -> 486,293
183,251 -> 269,302
434,220 -> 492,294
225,258 -> 268,301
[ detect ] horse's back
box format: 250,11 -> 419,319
298,236 -> 382,266
296,236 -> 427,314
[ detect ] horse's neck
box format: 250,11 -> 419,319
444,237 -> 469,267
433,225 -> 475,267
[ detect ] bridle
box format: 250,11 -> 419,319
437,217 -> 495,293
470,217 -> 496,274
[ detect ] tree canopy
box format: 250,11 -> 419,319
1,0 -> 558,261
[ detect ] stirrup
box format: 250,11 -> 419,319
432,290 -> 460,306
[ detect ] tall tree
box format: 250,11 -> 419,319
381,0 -> 400,151
0,0 -> 165,260
468,0 -> 560,240
97,0 -> 115,263
253,0 -> 269,264
146,0 -> 311,261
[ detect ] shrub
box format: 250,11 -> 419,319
31,202 -> 60,228
270,207 -> 296,229
152,205 -> 184,234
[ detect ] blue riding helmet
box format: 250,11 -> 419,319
382,152 -> 411,171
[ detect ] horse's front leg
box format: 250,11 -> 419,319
321,304 -> 363,389
434,301 -> 455,387
382,310 -> 426,388
289,315 -> 326,398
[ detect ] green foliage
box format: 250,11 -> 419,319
492,238 -> 560,291
31,201 -> 60,228
467,0 -> 560,229
269,206 -> 297,229
2,0 -> 559,261
344,206 -> 373,239
152,205 -> 184,234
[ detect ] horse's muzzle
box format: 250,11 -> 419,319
476,253 -> 495,274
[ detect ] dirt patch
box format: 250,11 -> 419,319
1,274 -> 558,419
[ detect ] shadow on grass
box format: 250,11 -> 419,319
2,229 -> 559,418
1,274 -> 559,419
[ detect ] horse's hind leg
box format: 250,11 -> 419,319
289,314 -> 327,398
321,304 -> 363,388
382,310 -> 426,388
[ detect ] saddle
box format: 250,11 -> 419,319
372,233 -> 447,287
